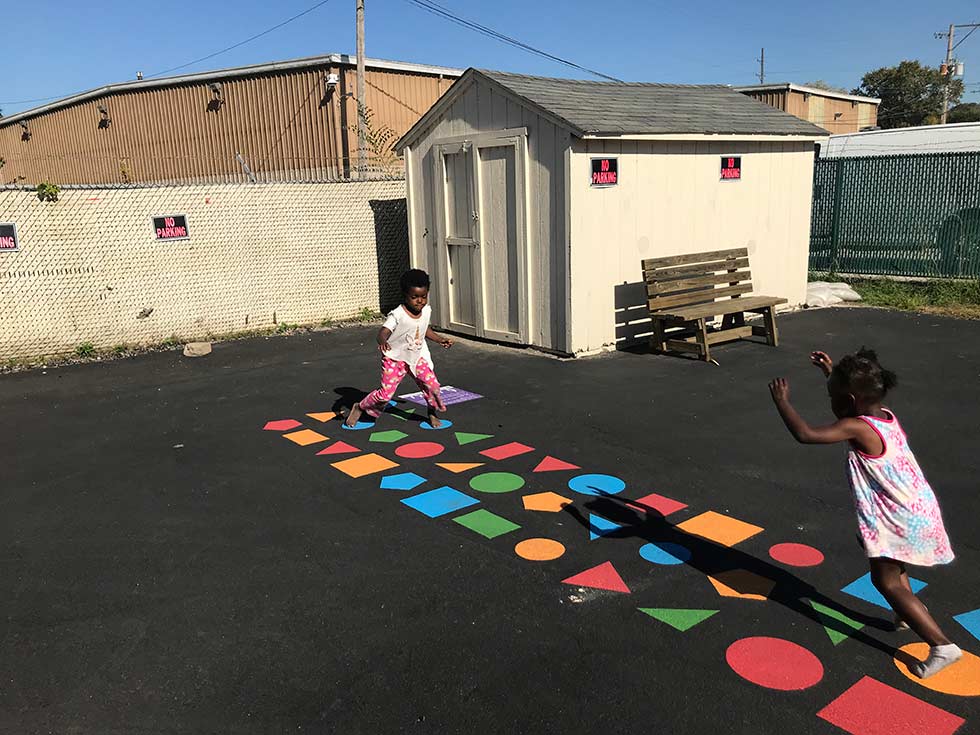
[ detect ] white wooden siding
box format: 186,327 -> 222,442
405,78 -> 571,352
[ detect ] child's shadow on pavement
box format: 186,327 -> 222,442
331,387 -> 423,423
563,496 -> 920,669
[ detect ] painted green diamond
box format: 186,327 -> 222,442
452,509 -> 521,539
369,430 -> 409,443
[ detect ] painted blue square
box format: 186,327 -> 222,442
588,513 -> 622,540
401,486 -> 479,518
954,608 -> 980,644
841,571 -> 927,610
380,472 -> 427,491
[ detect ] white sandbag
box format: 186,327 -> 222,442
826,282 -> 862,302
806,285 -> 844,308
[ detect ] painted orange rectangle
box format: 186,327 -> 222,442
677,510 -> 763,547
332,453 -> 399,478
284,429 -> 329,446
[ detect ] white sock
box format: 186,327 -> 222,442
893,615 -> 910,631
911,644 -> 962,679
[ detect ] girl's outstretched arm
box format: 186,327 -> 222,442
769,378 -> 878,450
425,326 -> 453,348
377,326 -> 393,353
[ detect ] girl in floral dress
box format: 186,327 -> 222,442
769,348 -> 960,679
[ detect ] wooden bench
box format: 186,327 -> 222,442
642,248 -> 787,362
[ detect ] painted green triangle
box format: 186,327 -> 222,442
455,432 -> 494,446
808,600 -> 865,645
637,608 -> 719,632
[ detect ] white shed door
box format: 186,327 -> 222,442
434,132 -> 528,343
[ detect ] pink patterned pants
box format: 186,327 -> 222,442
359,356 -> 442,418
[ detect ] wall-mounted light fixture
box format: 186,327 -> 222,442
98,104 -> 112,129
207,82 -> 224,111
19,120 -> 30,141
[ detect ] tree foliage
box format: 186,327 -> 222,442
947,103 -> 980,124
803,80 -> 849,94
853,61 -> 964,129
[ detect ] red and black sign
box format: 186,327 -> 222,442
720,156 -> 742,180
0,223 -> 19,252
153,215 -> 189,241
591,157 -> 618,187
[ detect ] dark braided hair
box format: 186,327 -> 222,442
831,347 -> 898,402
400,268 -> 430,293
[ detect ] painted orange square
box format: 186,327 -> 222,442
332,453 -> 399,478
677,510 -> 763,547
284,429 -> 329,446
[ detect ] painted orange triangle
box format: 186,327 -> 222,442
436,462 -> 484,474
316,440 -> 360,455
307,411 -> 337,422
533,456 -> 581,472
707,570 -> 774,601
561,561 -> 630,593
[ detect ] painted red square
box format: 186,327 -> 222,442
480,442 -> 535,460
817,676 -> 965,735
628,492 -> 688,517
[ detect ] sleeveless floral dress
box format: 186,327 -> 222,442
847,410 -> 954,566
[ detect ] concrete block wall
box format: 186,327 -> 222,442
0,180 -> 409,360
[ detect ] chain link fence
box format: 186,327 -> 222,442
810,152 -> 980,278
0,178 -> 409,361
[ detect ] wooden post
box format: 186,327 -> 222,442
356,0 -> 366,177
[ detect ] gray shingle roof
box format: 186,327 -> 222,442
478,69 -> 829,137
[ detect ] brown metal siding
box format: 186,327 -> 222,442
0,64 -> 453,185
741,90 -> 788,112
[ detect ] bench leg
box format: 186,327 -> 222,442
650,317 -> 666,353
695,318 -> 710,362
764,306 -> 779,347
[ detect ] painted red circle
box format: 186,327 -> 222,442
395,441 -> 445,459
768,542 -> 825,567
726,637 -> 824,691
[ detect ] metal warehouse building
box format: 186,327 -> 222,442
398,69 -> 828,356
0,54 -> 461,186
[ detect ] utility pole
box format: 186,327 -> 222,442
356,0 -> 366,176
936,22 -> 980,124
941,24 -> 954,124
757,48 -> 765,84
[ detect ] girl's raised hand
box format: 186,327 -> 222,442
810,351 -> 833,376
769,377 -> 791,403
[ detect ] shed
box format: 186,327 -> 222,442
397,69 -> 828,356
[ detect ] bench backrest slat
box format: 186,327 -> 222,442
643,248 -> 755,314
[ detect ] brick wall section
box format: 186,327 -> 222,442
0,180 -> 409,360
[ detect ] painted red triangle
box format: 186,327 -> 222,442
561,561 -> 630,593
316,441 -> 360,456
533,455 -> 581,472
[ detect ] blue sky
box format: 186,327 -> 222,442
2,0 -> 978,115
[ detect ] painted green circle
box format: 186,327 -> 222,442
469,472 -> 526,494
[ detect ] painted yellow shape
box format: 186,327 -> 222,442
677,510 -> 764,547
894,642 -> 980,696
332,453 -> 399,478
436,462 -> 484,474
307,412 -> 337,422
522,491 -> 573,513
284,429 -> 329,446
707,570 -> 775,601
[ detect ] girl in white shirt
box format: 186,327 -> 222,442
345,269 -> 453,428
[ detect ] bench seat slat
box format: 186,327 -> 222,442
654,295 -> 787,321
643,257 -> 750,281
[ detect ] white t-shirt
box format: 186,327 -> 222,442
382,304 -> 433,375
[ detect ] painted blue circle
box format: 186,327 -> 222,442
567,473 -> 626,496
420,419 -> 454,430
639,542 -> 692,565
342,420 -> 375,431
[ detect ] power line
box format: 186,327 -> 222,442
951,23 -> 979,52
0,0 -> 333,107
402,0 -> 622,82
146,0 -> 333,78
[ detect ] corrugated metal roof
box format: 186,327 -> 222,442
479,70 -> 829,137
1,54 -> 463,129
